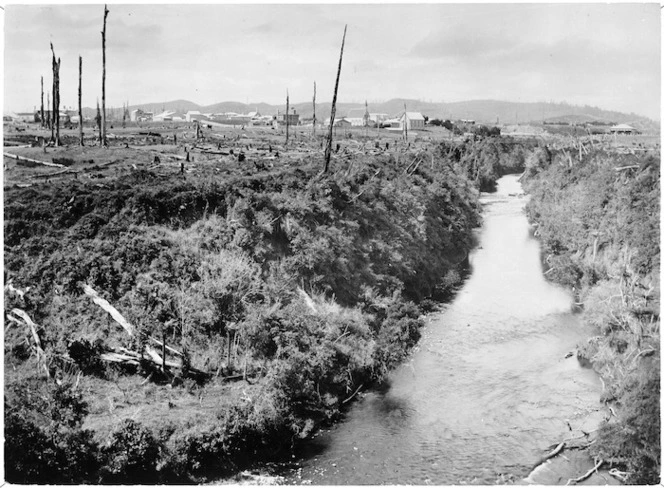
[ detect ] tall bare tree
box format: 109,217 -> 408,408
79,55 -> 84,146
96,99 -> 102,141
101,4 -> 109,146
403,103 -> 408,142
312,81 -> 317,137
50,43 -> 61,146
46,91 -> 51,132
285,90 -> 290,145
323,25 -> 347,173
40,76 -> 45,128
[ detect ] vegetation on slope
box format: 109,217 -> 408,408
5,137 -> 523,483
522,146 -> 660,484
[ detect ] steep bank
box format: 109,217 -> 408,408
522,145 -> 660,484
5,139 -> 517,483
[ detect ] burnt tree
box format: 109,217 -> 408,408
101,4 -> 109,146
40,76 -> 44,129
50,43 -> 61,146
323,25 -> 347,173
285,90 -> 290,145
312,81 -> 317,137
79,55 -> 84,146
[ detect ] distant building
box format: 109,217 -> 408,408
369,113 -> 389,126
35,110 -> 70,124
131,109 -> 154,122
276,109 -> 299,126
186,111 -> 210,123
399,112 -> 425,130
324,117 -> 352,128
153,110 -> 176,122
381,118 -> 402,129
14,112 -> 38,123
610,123 -> 638,135
346,108 -> 368,127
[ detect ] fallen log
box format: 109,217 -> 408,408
566,459 -> 603,485
342,383 -> 364,404
149,336 -> 184,356
81,284 -> 134,336
10,308 -> 50,378
81,283 -> 210,378
31,168 -> 76,179
532,441 -> 565,470
4,152 -> 65,168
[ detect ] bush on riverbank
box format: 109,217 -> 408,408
522,145 -> 660,484
5,141 -> 499,483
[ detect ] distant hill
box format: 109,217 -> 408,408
82,98 -> 658,132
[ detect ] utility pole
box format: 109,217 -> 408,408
79,55 -> 84,146
323,24 -> 347,174
101,4 -> 109,146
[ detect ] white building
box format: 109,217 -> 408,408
186,110 -> 210,122
370,113 -> 389,126
399,112 -> 426,130
610,123 -> 637,135
153,110 -> 176,122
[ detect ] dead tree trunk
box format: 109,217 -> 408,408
312,81 -> 316,138
40,76 -> 45,129
101,4 -> 109,147
78,56 -> 84,146
50,43 -> 61,146
285,90 -> 290,145
96,99 -> 102,141
403,103 -> 408,142
323,25 -> 347,173
46,91 -> 51,133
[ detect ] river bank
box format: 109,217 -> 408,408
522,146 -> 660,484
6,135 -> 524,483
271,175 -> 614,485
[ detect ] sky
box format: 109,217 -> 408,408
3,3 -> 661,120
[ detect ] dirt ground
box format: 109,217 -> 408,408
3,121 -> 460,188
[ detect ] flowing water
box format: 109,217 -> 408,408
287,174 -> 603,485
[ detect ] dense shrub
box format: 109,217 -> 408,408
523,146 -> 660,483
4,137 -> 524,482
4,381 -> 100,484
101,419 -> 161,483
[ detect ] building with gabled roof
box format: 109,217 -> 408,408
610,123 -> 638,134
399,112 -> 426,130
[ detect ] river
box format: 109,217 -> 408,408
285,174 -> 605,485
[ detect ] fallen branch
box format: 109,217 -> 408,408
614,165 -> 639,172
532,441 -> 565,470
81,283 -> 134,336
10,308 -> 50,378
342,383 -> 364,404
298,287 -> 318,314
11,308 -> 45,354
608,468 -> 629,483
566,459 -> 603,485
4,152 -> 65,168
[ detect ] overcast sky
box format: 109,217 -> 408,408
3,3 -> 661,119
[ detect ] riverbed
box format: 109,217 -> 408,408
286,174 -> 608,485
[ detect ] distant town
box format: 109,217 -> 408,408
3,102 -> 650,138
